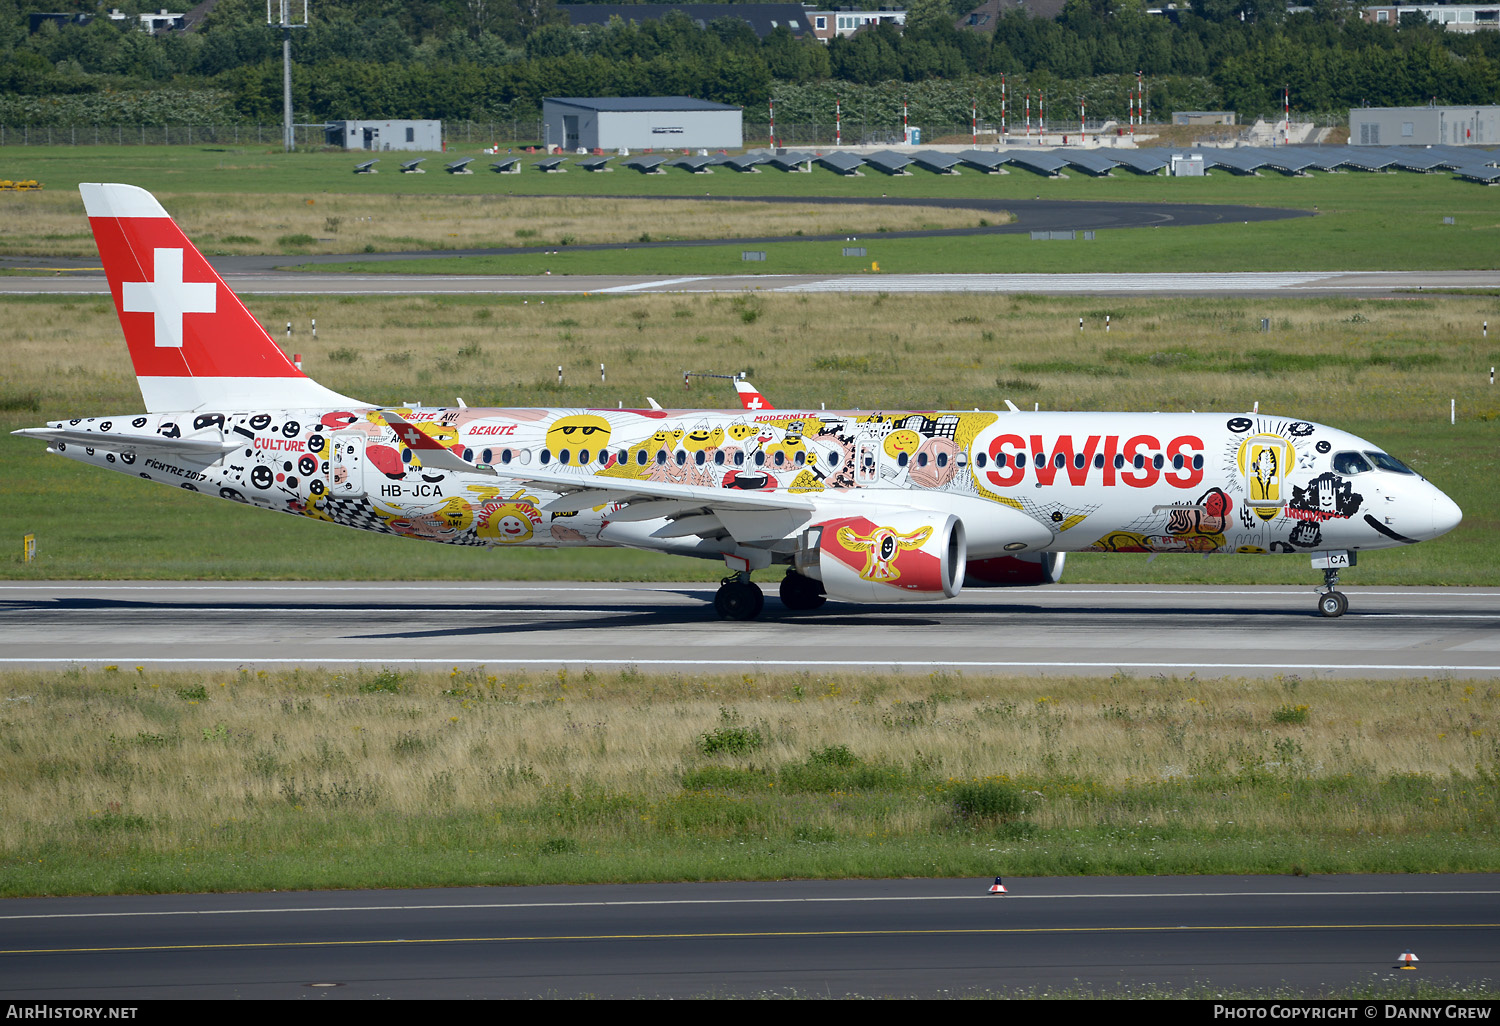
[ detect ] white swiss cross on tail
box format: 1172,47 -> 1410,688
734,378 -> 774,412
122,248 -> 217,349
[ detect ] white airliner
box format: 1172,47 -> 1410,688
13,184 -> 1463,619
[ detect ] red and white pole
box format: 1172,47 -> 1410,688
1137,70 -> 1144,135
903,94 -> 908,143
768,97 -> 774,148
1025,93 -> 1031,138
1080,98 -> 1086,143
1283,86 -> 1290,144
1040,92 -> 1046,136
836,97 -> 841,147
972,97 -> 977,145
1001,74 -> 1008,137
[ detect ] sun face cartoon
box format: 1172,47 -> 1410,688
883,429 -> 921,462
726,421 -> 756,443
475,488 -> 542,544
546,414 -> 612,456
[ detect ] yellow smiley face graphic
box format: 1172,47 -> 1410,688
546,414 -> 612,454
883,430 -> 921,460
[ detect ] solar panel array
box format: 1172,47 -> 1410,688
375,145 -> 1500,183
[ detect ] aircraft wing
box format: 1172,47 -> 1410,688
11,427 -> 238,460
385,414 -> 816,545
509,467 -> 818,545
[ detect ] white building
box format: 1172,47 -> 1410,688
1350,105 -> 1499,146
543,98 -> 742,152
325,120 -> 443,152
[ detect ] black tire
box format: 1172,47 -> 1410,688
779,572 -> 827,612
1318,591 -> 1346,618
714,582 -> 764,620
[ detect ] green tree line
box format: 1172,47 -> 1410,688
2,0 -> 1496,126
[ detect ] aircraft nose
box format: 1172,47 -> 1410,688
1431,491 -> 1463,539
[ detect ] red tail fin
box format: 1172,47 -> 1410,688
82,183 -> 365,413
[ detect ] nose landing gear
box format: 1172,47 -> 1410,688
1318,567 -> 1348,618
1311,550 -> 1355,618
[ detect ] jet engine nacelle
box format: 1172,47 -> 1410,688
964,551 -> 1067,588
795,512 -> 966,603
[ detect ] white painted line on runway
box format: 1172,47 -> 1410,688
5,888 -> 1494,921
2,658 -> 1496,673
594,277 -> 709,293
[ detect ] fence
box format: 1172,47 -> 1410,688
0,121 -> 548,148
1,118 -> 1230,150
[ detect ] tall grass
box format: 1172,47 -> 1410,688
0,667 -> 1493,894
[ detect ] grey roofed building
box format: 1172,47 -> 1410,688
559,4 -> 816,37
545,96 -> 742,151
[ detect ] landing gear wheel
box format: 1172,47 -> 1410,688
1317,567 -> 1349,618
779,571 -> 826,612
714,578 -> 764,621
1318,591 -> 1348,618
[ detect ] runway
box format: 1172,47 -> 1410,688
2,875 -> 1496,998
3,582 -> 1498,678
3,269 -> 1497,297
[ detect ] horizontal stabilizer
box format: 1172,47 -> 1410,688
12,426 -> 238,460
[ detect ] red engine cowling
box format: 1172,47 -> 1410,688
795,512 -> 966,603
964,551 -> 1066,588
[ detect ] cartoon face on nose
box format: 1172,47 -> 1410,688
1317,478 -> 1337,511
546,414 -> 612,455
727,421 -> 756,442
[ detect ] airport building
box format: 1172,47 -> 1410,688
325,120 -> 443,152
542,97 -> 743,152
1350,105 -> 1499,146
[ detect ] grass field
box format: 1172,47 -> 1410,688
2,290 -> 1495,584
0,665 -> 1493,896
1,145 -> 1497,273
0,188 -> 994,259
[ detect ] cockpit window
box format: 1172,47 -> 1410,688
1331,451 -> 1372,475
1365,451 -> 1415,475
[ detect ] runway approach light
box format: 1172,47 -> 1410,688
989,877 -> 1008,895
1399,950 -> 1419,970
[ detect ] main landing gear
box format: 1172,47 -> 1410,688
1318,567 -> 1349,618
713,571 -> 828,619
714,573 -> 764,621
779,570 -> 827,612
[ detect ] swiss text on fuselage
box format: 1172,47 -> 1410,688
984,434 -> 1205,489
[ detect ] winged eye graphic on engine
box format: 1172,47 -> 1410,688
836,524 -> 934,582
